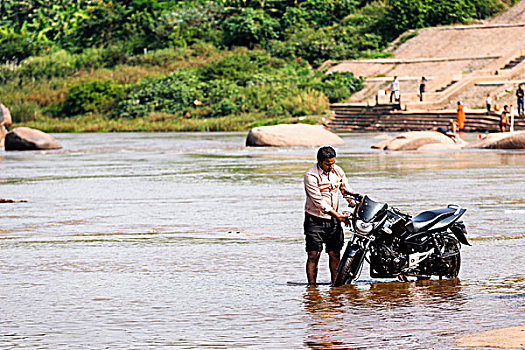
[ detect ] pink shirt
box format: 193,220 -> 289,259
304,163 -> 352,219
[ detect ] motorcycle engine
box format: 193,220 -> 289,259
370,237 -> 407,277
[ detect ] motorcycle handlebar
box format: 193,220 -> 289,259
343,193 -> 363,201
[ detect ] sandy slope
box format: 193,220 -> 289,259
490,0 -> 525,23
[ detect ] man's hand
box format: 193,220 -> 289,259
334,212 -> 350,226
343,192 -> 361,207
345,197 -> 357,207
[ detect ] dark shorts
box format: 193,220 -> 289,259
304,212 -> 344,252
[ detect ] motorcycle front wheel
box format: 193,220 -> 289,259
333,243 -> 364,287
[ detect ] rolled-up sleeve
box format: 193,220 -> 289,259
304,173 -> 332,213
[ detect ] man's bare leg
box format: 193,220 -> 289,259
306,251 -> 321,285
328,250 -> 341,284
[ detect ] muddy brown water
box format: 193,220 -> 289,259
1,132 -> 523,349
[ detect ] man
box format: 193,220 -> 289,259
389,76 -> 400,103
418,76 -> 426,102
456,101 -> 466,131
303,146 -> 356,285
516,83 -> 524,116
500,105 -> 510,132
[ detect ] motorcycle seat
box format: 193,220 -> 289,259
406,207 -> 456,233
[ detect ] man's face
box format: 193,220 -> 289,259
319,157 -> 336,173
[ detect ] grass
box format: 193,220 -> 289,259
16,113 -> 324,133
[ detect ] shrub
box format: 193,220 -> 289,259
60,80 -> 122,117
200,79 -> 241,104
211,99 -> 239,117
198,51 -> 283,85
280,88 -> 330,117
5,100 -> 42,123
163,2 -> 225,47
222,8 -> 280,48
314,72 -> 364,103
0,31 -> 52,63
114,70 -> 200,118
280,0 -> 357,30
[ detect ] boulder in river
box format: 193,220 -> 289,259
0,104 -> 12,148
246,124 -> 344,147
5,127 -> 62,151
0,124 -> 6,149
372,131 -> 455,151
464,131 -> 525,149
1,104 -> 12,128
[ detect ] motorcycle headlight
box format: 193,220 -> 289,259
355,220 -> 373,234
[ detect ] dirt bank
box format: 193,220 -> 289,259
457,325 -> 525,348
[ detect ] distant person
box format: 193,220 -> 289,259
500,105 -> 510,132
303,146 -> 356,286
486,94 -> 492,113
510,104 -> 517,132
516,83 -> 524,116
389,76 -> 400,103
448,119 -> 459,134
418,76 -> 427,102
456,101 -> 466,131
435,119 -> 465,144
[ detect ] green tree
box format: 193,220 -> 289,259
222,8 -> 280,48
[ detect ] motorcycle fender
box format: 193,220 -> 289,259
344,243 -> 362,258
450,223 -> 471,246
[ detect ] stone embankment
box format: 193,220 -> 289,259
327,103 -> 525,133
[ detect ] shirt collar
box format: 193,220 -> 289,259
317,163 -> 332,177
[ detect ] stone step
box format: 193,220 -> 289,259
328,103 -> 525,132
435,80 -> 458,92
501,55 -> 525,69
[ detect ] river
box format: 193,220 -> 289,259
1,132 -> 524,349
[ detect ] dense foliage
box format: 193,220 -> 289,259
0,0 -> 516,129
1,0 -> 514,64
73,51 -> 362,119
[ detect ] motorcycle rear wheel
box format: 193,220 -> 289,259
333,243 -> 364,287
439,236 -> 461,278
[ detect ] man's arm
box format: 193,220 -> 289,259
304,173 -> 332,214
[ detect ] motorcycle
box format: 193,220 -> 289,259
333,194 -> 470,287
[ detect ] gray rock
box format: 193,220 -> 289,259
0,104 -> 12,148
464,131 -> 525,149
372,131 -> 455,151
5,127 -> 62,151
246,124 -> 344,147
0,124 -> 6,148
0,104 -> 12,129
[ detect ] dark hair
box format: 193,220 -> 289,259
317,146 -> 336,162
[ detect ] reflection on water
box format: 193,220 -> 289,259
303,280 -> 468,349
0,132 -> 524,348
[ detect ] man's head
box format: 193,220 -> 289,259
317,146 -> 336,173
